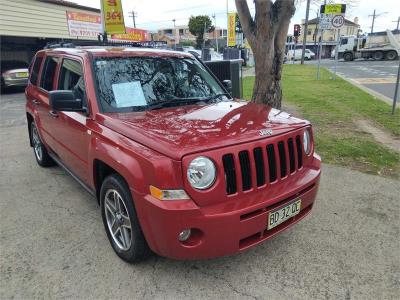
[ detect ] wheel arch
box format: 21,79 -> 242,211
26,112 -> 34,147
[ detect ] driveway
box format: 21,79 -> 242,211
1,93 -> 399,299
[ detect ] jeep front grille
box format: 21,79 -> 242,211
222,134 -> 303,195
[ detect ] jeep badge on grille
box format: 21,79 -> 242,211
259,129 -> 273,136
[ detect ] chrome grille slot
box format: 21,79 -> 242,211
222,154 -> 237,195
296,135 -> 303,169
288,138 -> 296,173
239,151 -> 252,191
266,144 -> 277,183
277,141 -> 287,178
253,147 -> 265,187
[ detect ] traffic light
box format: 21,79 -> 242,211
294,24 -> 301,37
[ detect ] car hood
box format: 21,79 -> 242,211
97,101 -> 308,160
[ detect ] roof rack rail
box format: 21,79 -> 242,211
44,40 -> 168,49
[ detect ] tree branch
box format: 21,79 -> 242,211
235,0 -> 256,47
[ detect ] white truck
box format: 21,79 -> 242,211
337,29 -> 400,61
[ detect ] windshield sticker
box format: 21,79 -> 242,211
112,81 -> 147,108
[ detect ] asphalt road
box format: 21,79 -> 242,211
315,59 -> 400,102
1,92 -> 399,299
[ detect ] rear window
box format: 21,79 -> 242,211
40,56 -> 58,91
30,57 -> 43,86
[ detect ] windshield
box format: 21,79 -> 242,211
94,56 -> 227,112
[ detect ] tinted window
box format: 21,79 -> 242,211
58,59 -> 86,104
30,57 -> 43,85
40,57 -> 58,91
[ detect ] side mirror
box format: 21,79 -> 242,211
49,90 -> 85,112
222,80 -> 232,94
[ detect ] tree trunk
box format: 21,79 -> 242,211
235,0 -> 295,109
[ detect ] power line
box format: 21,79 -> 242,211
368,9 -> 388,34
129,11 -> 137,28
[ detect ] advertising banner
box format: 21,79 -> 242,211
228,12 -> 236,47
101,0 -> 126,34
66,11 -> 102,38
111,27 -> 150,42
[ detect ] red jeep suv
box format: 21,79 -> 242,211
25,45 -> 321,262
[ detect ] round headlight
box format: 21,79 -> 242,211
303,129 -> 312,155
187,156 -> 216,190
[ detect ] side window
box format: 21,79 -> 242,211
30,56 -> 43,86
340,38 -> 348,45
58,59 -> 86,105
40,56 -> 58,91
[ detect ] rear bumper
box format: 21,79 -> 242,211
3,77 -> 28,88
134,154 -> 321,260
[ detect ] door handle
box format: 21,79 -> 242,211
49,110 -> 59,118
32,99 -> 40,105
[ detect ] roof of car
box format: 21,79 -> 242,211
39,46 -> 194,59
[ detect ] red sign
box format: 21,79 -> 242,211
66,11 -> 102,38
111,27 -> 150,42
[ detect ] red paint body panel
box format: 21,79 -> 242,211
25,47 -> 321,260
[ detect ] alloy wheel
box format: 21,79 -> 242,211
104,189 -> 132,251
31,125 -> 43,161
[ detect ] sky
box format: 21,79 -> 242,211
72,0 -> 399,34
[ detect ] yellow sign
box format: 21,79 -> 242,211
101,0 -> 126,34
324,4 -> 344,14
227,13 -> 236,47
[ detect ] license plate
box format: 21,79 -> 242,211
267,199 -> 301,230
16,72 -> 28,78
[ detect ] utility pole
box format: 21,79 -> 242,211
369,9 -> 388,33
301,0 -> 311,64
172,19 -> 177,48
212,14 -> 219,53
226,0 -> 229,47
203,21 -> 207,49
129,11 -> 137,28
392,17 -> 400,30
317,0 -> 327,80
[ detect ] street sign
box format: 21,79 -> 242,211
320,4 -> 346,14
227,12 -> 236,46
101,0 -> 126,34
319,14 -> 333,30
332,15 -> 345,28
66,11 -> 102,38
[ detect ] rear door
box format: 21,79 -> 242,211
36,55 -> 60,152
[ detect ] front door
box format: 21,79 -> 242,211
48,57 -> 91,185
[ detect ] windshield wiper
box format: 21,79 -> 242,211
203,93 -> 232,102
147,98 -> 200,110
147,94 -> 231,111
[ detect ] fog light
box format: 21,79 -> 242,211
178,229 -> 191,242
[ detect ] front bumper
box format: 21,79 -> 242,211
134,154 -> 321,260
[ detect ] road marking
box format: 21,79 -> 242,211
352,77 -> 397,84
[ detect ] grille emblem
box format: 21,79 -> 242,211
259,129 -> 273,136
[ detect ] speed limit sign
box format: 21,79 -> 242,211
332,15 -> 345,28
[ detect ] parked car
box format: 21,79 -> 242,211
287,49 -> 316,61
26,45 -> 321,263
1,60 -> 29,91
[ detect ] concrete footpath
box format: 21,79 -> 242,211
0,123 -> 399,299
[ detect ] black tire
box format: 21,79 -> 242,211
344,52 -> 353,61
100,174 -> 151,263
385,50 -> 398,61
30,122 -> 55,167
373,51 -> 384,60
